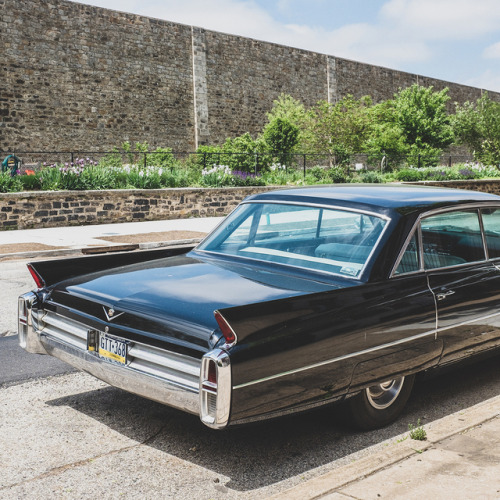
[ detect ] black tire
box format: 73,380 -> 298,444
347,374 -> 415,430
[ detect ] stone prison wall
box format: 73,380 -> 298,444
1,0 -> 500,155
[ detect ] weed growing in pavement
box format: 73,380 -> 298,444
408,419 -> 427,441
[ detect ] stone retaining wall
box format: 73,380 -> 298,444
3,181 -> 500,231
413,179 -> 500,195
0,187 -> 273,230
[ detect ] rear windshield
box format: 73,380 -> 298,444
196,203 -> 388,278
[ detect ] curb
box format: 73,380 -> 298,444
0,238 -> 203,261
268,394 -> 500,500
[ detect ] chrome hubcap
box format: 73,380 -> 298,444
366,377 -> 405,409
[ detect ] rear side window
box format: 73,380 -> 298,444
421,210 -> 485,269
481,208 -> 500,259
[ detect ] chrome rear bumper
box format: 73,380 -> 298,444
40,334 -> 200,414
18,292 -> 232,428
18,292 -> 199,416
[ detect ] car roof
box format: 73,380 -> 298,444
245,184 -> 500,215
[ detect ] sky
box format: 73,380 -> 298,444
72,0 -> 500,92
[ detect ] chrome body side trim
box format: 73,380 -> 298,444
233,329 -> 438,390
234,305 -> 500,391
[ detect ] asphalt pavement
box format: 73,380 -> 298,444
0,335 -> 76,386
0,217 -> 499,499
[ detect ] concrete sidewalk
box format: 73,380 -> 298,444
271,395 -> 500,500
0,217 -> 224,260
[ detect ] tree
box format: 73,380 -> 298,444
392,84 -> 454,165
262,117 -> 300,167
365,100 -> 408,168
266,93 -> 309,151
364,85 -> 454,167
305,95 -> 372,165
452,93 -> 500,166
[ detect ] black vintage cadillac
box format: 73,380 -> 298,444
18,185 -> 500,429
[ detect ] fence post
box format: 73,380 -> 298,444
70,152 -> 74,165
303,154 -> 306,179
449,155 -> 452,167
144,153 -> 147,169
418,154 -> 421,169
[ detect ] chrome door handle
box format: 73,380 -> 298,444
436,289 -> 455,301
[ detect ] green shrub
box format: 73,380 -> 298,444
0,172 -> 23,193
148,147 -> 177,170
38,167 -> 61,190
308,166 -> 328,181
80,166 -> 117,190
395,168 -> 424,182
99,147 -> 123,168
327,166 -> 349,183
359,171 -> 384,183
19,173 -> 41,190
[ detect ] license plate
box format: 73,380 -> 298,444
98,333 -> 128,365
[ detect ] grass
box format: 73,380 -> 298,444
408,419 -> 427,441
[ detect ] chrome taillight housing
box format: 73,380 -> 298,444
18,292 -> 37,349
200,349 -> 231,429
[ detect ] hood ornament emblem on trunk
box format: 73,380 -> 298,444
103,307 -> 124,322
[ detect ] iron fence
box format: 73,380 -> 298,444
2,150 -> 476,176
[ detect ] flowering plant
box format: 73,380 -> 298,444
201,165 -> 233,186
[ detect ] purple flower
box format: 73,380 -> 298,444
459,168 -> 475,178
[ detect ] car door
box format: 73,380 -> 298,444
422,208 -> 500,365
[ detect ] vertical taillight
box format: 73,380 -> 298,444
207,359 -> 217,384
200,349 -> 231,429
214,310 -> 237,346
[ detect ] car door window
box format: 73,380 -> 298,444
421,210 -> 485,270
481,208 -> 500,259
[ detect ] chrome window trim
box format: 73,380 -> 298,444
196,249 -> 366,281
478,208 -> 490,261
233,306 -> 500,391
241,199 -> 392,221
197,201 -> 392,281
390,202 -> 500,278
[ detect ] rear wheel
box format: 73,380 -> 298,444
347,374 -> 415,430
